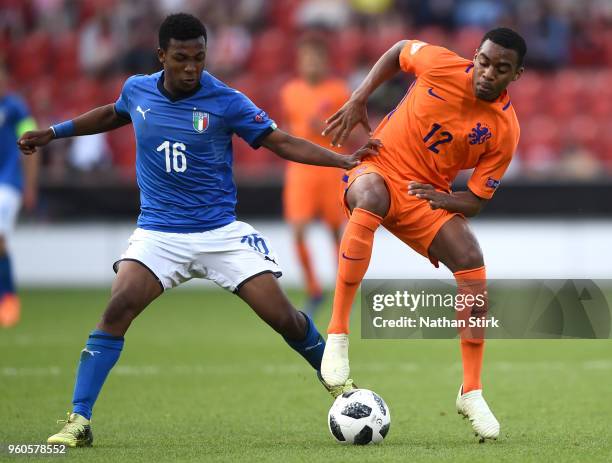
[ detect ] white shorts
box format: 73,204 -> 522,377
0,185 -> 21,236
113,221 -> 282,292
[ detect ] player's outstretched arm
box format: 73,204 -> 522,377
17,104 -> 130,155
408,182 -> 488,217
261,129 -> 380,170
322,40 -> 407,147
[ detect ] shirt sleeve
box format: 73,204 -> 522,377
114,76 -> 137,120
399,40 -> 458,77
226,91 -> 277,149
467,131 -> 518,199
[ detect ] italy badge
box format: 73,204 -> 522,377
193,111 -> 209,133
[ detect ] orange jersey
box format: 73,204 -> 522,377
281,77 -> 351,150
281,77 -> 350,226
370,40 -> 520,199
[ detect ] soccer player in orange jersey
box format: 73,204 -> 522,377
281,35 -> 350,315
320,28 -> 526,441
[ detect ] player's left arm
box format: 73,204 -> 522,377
408,183 -> 487,217
410,131 -> 517,216
228,90 -> 380,169
261,129 -> 381,169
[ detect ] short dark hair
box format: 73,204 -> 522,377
159,13 -> 207,50
480,27 -> 527,67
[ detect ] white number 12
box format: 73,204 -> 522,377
156,140 -> 187,173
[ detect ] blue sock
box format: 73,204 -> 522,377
72,329 -> 124,420
0,254 -> 15,296
283,312 -> 325,370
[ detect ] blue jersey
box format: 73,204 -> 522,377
114,71 -> 277,233
0,94 -> 31,191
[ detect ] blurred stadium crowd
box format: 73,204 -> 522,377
2,0 -> 612,184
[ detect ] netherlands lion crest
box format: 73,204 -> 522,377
468,122 -> 492,145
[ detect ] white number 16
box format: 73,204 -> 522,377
157,140 -> 187,173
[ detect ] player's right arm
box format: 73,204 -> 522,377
324,39 -> 456,147
323,40 -> 407,147
17,104 -> 130,155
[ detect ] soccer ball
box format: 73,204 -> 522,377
328,389 -> 391,445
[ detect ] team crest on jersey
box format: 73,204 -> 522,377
193,111 -> 209,133
468,123 -> 492,145
254,110 -> 267,123
486,177 -> 500,189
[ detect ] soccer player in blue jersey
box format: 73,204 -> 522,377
18,13 -> 376,447
0,61 -> 38,327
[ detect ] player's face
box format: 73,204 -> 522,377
158,37 -> 207,93
472,40 -> 523,101
298,46 -> 327,84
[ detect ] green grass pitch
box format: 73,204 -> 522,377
1,288 -> 611,462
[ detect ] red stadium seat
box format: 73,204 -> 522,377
416,26 -> 449,49
331,26 -> 365,75
567,115 -> 600,153
451,27 -> 485,59
552,69 -> 585,96
584,70 -> 612,118
520,115 -> 562,157
52,32 -> 80,80
10,30 -> 51,83
510,73 -> 547,118
599,118 -> 612,162
268,0 -> 301,31
248,28 -> 291,78
106,124 -> 136,179
364,17 -> 408,62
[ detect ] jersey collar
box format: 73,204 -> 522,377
157,72 -> 202,102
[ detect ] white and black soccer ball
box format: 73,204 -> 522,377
328,389 -> 391,445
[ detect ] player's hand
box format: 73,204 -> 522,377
408,182 -> 450,210
17,128 -> 55,155
322,97 -> 372,147
342,139 -> 382,169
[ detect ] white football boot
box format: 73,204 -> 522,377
456,385 -> 500,442
320,333 -> 350,386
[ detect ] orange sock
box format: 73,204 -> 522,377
328,208 -> 382,334
295,239 -> 321,297
454,265 -> 487,393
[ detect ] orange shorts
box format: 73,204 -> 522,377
341,162 -> 461,267
284,163 -> 345,228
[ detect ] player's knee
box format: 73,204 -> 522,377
346,177 -> 389,218
352,191 -> 388,217
102,290 -> 144,326
453,246 -> 484,272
